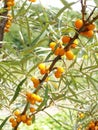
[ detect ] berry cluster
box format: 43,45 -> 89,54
9,110 -> 32,128
4,14 -> 13,32
26,92 -> 43,104
75,19 -> 95,38
9,92 -> 42,128
86,121 -> 98,130
6,0 -> 15,11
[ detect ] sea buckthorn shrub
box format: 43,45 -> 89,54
0,0 -> 98,130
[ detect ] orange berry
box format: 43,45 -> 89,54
9,117 -> 15,123
14,110 -> 20,116
16,116 -> 21,123
31,77 -> 40,88
85,30 -> 94,38
7,6 -> 11,11
4,28 -> 9,32
30,107 -> 36,113
35,95 -> 43,102
57,67 -> 64,73
54,47 -> 61,55
54,71 -> 62,78
21,114 -> 27,123
12,121 -> 17,127
65,50 -> 74,60
62,36 -> 70,44
49,42 -> 56,50
87,24 -> 95,30
38,63 -> 45,70
59,48 -> 65,56
7,2 -> 13,7
71,39 -> 78,48
75,19 -> 83,29
26,120 -> 32,126
30,100 -> 36,105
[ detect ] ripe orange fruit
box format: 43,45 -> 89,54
54,47 -> 61,55
85,30 -> 94,38
54,71 -> 62,78
16,116 -> 21,123
30,107 -> 36,113
87,24 -> 95,30
12,120 -> 17,127
65,50 -> 74,60
38,63 -> 45,70
21,114 -> 27,123
14,110 -> 20,116
59,47 -> 65,56
26,120 -> 32,125
9,117 -> 15,123
35,95 -> 42,102
49,42 -> 56,50
75,19 -> 83,29
31,77 -> 40,88
62,36 -> 70,44
57,67 -> 64,73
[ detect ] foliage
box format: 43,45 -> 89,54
0,0 -> 98,130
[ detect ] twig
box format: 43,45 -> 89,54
0,0 -> 8,41
86,7 -> 97,22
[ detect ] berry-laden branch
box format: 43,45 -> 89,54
0,0 -> 15,44
8,2 -> 98,130
0,0 -> 8,41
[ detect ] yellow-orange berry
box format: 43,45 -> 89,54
75,19 -> 83,29
85,30 -> 94,38
65,50 -> 74,60
49,42 -> 56,50
16,116 -> 21,123
21,114 -> 27,123
9,117 -> 15,123
30,107 -> 36,113
38,63 -> 45,70
11,120 -> 17,127
57,67 -> 64,73
26,120 -> 32,125
87,24 -> 95,30
35,95 -> 43,102
31,77 -> 40,88
71,39 -> 78,48
54,71 -> 62,78
14,110 -> 20,117
54,47 -> 61,55
59,48 -> 65,56
62,36 -> 71,44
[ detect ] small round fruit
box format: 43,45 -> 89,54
26,120 -> 32,126
11,120 -> 17,127
14,110 -> 20,116
38,63 -> 45,70
54,71 -> 62,78
75,19 -> 83,29
57,67 -> 64,73
62,36 -> 70,44
30,107 -> 36,113
85,30 -> 94,38
54,47 -> 61,55
87,24 -> 95,30
21,114 -> 27,123
49,42 -> 56,50
9,117 -> 15,123
65,50 -> 74,60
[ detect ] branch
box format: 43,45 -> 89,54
0,0 -> 8,41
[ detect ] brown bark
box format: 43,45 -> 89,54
0,0 -> 8,42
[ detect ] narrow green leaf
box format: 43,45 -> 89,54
10,78 -> 27,104
37,85 -> 49,111
0,116 -> 10,129
94,0 -> 98,7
